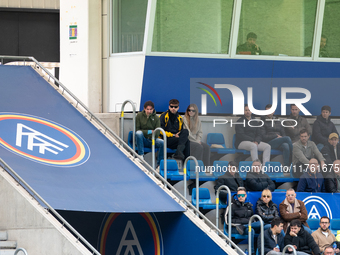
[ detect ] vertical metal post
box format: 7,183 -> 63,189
183,156 -> 199,211
120,100 -> 136,152
282,245 -> 297,255
248,215 -> 264,255
216,185 -> 231,244
152,127 -> 167,179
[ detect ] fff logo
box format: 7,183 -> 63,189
198,83 -> 311,116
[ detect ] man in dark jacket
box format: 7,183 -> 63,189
235,104 -> 271,165
257,217 -> 284,255
321,133 -> 340,166
261,104 -> 293,168
214,161 -> 243,202
296,158 -> 325,192
245,159 -> 275,192
225,187 -> 260,254
325,159 -> 340,193
159,99 -> 190,160
135,100 -> 164,166
284,219 -> 320,255
312,106 -> 338,151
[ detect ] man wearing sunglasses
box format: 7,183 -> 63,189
225,187 -> 259,255
312,216 -> 339,254
159,99 -> 190,160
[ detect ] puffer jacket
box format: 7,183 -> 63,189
256,198 -> 279,224
312,115 -> 338,146
225,196 -> 254,225
284,225 -> 320,255
245,171 -> 275,192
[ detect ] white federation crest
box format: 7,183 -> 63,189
302,196 -> 332,219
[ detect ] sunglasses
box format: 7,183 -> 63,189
169,105 -> 179,109
237,194 -> 246,198
188,109 -> 196,112
262,195 -> 271,198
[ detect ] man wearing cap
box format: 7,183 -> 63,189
312,105 -> 338,151
321,133 -> 340,166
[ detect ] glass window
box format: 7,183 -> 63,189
152,0 -> 234,54
321,0 -> 340,58
112,0 -> 148,53
237,0 -> 317,57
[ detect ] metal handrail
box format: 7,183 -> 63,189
216,185 -> 231,245
120,100 -> 136,152
183,156 -> 199,212
248,215 -> 264,255
152,127 -> 167,174
14,248 -> 28,255
0,55 -> 245,255
282,245 -> 297,255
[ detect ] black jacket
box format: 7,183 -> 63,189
214,172 -> 244,193
284,225 -> 320,255
245,171 -> 275,192
321,142 -> 340,166
258,228 -> 284,255
312,115 -> 338,146
256,198 -> 279,224
226,197 -> 254,225
325,171 -> 340,193
260,116 -> 286,143
235,115 -> 263,149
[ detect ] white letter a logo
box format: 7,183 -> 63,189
116,221 -> 144,255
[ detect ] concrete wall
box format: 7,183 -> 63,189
0,168 -> 92,255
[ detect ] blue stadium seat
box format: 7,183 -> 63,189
213,160 -> 228,177
238,161 -> 253,179
307,218 -> 320,231
192,188 -> 216,209
330,218 -> 340,235
232,134 -> 250,155
159,159 -> 183,181
186,160 -> 216,181
206,133 -> 236,154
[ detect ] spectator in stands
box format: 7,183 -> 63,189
237,32 -> 262,55
312,106 -> 338,151
246,159 -> 275,192
183,104 -> 210,166
256,189 -> 279,229
312,216 -> 339,254
325,159 -> 340,193
279,189 -> 310,234
261,104 -> 293,169
214,161 -> 244,202
284,219 -> 320,255
285,104 -> 312,144
235,104 -> 271,165
257,217 -> 285,255
135,100 -> 164,166
304,35 -> 329,58
321,133 -> 340,166
160,99 -> 190,160
292,129 -> 325,178
225,187 -> 260,254
296,158 -> 325,192
324,246 -> 338,255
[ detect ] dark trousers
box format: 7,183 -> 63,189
167,129 -> 190,158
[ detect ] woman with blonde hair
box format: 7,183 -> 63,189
256,189 -> 279,229
183,104 -> 210,166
